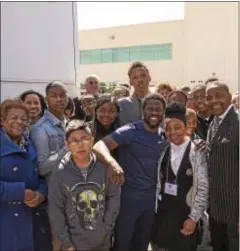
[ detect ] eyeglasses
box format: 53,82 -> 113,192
68,137 -> 92,146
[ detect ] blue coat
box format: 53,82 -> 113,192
0,130 -> 52,251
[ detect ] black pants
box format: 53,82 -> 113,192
209,217 -> 239,251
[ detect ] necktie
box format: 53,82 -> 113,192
210,116 -> 220,142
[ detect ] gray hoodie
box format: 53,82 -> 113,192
48,152 -> 121,251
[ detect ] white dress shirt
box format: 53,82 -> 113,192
170,137 -> 191,176
218,104 -> 233,125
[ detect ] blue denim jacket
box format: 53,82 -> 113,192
30,110 -> 69,182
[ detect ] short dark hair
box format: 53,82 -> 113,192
65,120 -> 92,140
181,86 -> 191,93
95,94 -> 120,113
45,81 -> 67,96
128,61 -> 149,77
205,77 -> 219,86
143,93 -> 166,110
206,82 -> 230,93
19,90 -> 47,117
168,90 -> 188,103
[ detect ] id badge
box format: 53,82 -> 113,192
164,182 -> 178,196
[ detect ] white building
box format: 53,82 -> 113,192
1,2 -> 79,100
78,2 -> 239,92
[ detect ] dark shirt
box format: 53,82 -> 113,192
110,121 -> 166,198
73,97 -> 85,120
196,114 -> 214,140
88,119 -> 120,159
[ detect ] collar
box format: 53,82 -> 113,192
170,137 -> 190,152
44,110 -> 68,127
218,104 -> 233,122
1,129 -> 29,155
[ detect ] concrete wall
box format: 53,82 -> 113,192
184,2 -> 239,92
78,2 -> 239,92
78,20 -> 185,87
1,2 -> 79,100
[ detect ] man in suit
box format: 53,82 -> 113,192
206,82 -> 239,251
118,61 -> 151,126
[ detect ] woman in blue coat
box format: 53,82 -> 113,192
0,98 -> 52,251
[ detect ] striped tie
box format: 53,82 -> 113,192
210,116 -> 220,142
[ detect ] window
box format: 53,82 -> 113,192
80,43 -> 172,64
101,49 -> 112,63
112,48 -> 130,62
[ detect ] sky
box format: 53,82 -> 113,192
77,2 -> 185,30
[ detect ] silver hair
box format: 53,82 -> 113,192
84,74 -> 100,85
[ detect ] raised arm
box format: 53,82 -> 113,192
93,123 -> 136,184
93,136 -> 124,184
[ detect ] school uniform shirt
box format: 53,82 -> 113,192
156,140 -> 209,222
170,138 -> 190,176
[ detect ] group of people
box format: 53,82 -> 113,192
0,61 -> 239,251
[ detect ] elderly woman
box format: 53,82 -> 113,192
0,98 -> 52,251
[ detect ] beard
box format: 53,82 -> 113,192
143,117 -> 162,129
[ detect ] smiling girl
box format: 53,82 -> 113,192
151,102 -> 209,251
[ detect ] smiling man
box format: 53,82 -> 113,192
206,82 -> 239,251
93,93 -> 166,251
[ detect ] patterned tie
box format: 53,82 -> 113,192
210,116 -> 220,142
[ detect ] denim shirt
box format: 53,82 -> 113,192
30,110 -> 69,182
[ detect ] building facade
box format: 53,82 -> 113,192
78,2 -> 239,92
1,2 -> 79,100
